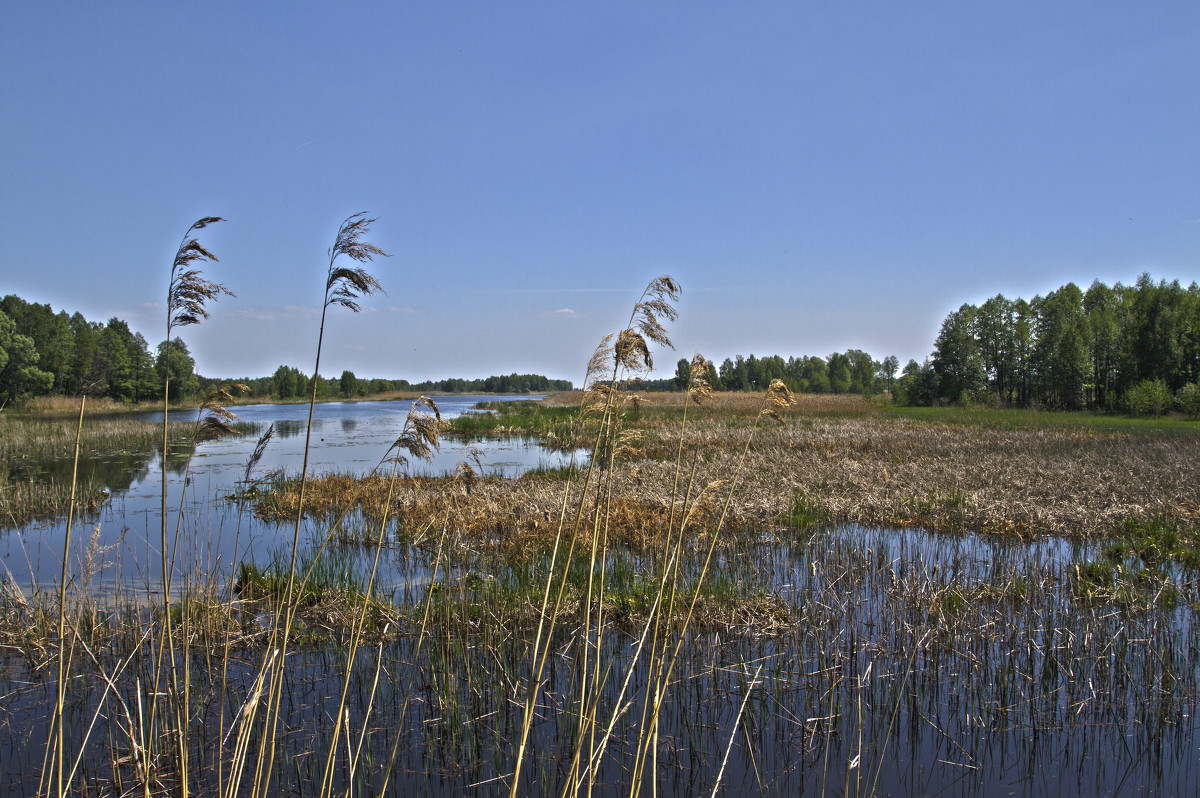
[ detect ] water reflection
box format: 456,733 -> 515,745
1,396 -> 582,589
274,418 -> 306,438
7,449 -> 156,494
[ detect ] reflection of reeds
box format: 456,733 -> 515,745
24,244 -> 1200,796
0,414 -> 191,463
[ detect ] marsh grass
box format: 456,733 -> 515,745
0,480 -> 113,529
0,412 -> 252,529
17,254 -> 1200,797
885,403 -> 1200,436
13,520 -> 1200,796
449,401 -> 579,438
252,405 -> 1200,546
0,414 -> 194,463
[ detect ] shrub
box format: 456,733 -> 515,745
1123,378 -> 1173,417
1177,382 -> 1200,419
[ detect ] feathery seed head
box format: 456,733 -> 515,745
325,212 -> 389,312
688,354 -> 713,405
243,425 -> 276,483
584,333 -> 615,386
169,217 -> 232,329
615,328 -> 654,371
759,378 -> 795,424
385,396 -> 446,468
193,383 -> 249,443
614,275 -> 680,373
454,446 -> 484,492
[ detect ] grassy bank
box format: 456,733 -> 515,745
9,259 -> 1200,796
283,393 -> 1200,543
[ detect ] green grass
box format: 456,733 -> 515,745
235,548 -> 372,608
447,401 -> 578,438
1073,516 -> 1200,607
883,404 -> 1200,436
779,490 -> 832,530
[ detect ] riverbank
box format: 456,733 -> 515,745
3,389 -> 1198,796
278,391 -> 1200,543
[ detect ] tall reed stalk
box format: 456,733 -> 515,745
317,397 -> 444,798
155,217 -> 229,798
251,212 -> 386,798
508,276 -> 680,797
45,395 -> 85,798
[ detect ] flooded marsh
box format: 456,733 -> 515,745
2,390 -> 1199,796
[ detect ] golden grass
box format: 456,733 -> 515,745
260,395 -> 1200,543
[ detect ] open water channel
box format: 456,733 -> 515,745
1,395 -> 575,593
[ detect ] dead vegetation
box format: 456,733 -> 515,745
261,395 -> 1200,545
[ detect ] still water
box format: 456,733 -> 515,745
1,395 -> 578,592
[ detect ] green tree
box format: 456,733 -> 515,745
339,369 -> 358,398
1084,280 -> 1120,409
932,304 -> 985,403
845,349 -> 878,395
156,337 -> 199,401
673,358 -> 690,391
895,358 -> 937,406
719,357 -> 744,391
65,312 -> 101,394
96,318 -> 139,401
1033,284 -> 1089,410
976,294 -> 1022,405
131,332 -> 157,402
272,365 -> 305,399
880,355 -> 900,393
0,309 -> 54,405
0,295 -> 74,394
826,352 -> 852,393
1122,274 -> 1188,393
800,356 -> 829,393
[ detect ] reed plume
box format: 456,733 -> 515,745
255,212 -> 388,798
159,217 -> 229,798
168,217 -> 233,328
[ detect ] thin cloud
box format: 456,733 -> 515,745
484,287 -> 632,295
229,308 -> 285,322
281,305 -> 320,316
388,305 -> 422,314
543,308 -> 577,317
224,305 -> 321,322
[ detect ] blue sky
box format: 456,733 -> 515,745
2,2 -> 1198,383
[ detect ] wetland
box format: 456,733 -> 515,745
2,389 -> 1198,796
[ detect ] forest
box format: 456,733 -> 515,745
656,274 -> 1200,417
0,294 -> 571,405
3,272 -> 1198,415
900,273 -> 1200,414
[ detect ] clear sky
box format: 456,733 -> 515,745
2,2 -> 1198,384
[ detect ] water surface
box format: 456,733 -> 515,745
1,395 -> 579,591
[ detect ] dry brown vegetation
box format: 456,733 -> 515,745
262,392 -> 1200,545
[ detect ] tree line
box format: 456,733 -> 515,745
897,273 -> 1200,413
0,293 -> 571,405
0,294 -> 200,406
648,349 -> 902,396
256,366 -> 572,400
7,273 -> 1197,414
